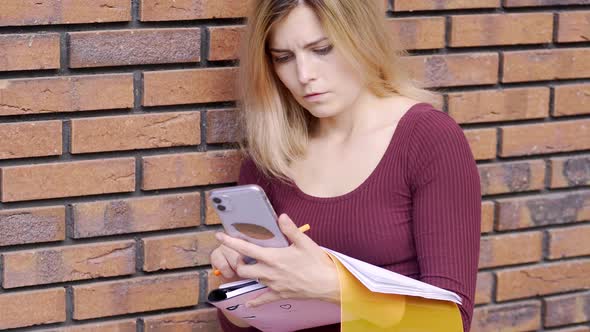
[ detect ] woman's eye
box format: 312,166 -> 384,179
314,45 -> 333,55
273,55 -> 291,63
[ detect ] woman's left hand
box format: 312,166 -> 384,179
215,213 -> 340,308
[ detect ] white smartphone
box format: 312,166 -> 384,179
210,184 -> 289,248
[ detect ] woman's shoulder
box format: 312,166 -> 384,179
404,102 -> 466,147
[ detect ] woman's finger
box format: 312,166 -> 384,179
210,247 -> 236,278
216,232 -> 268,262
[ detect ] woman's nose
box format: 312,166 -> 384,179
296,56 -> 316,85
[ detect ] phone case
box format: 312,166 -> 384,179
210,185 -> 289,248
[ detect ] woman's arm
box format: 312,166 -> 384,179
408,109 -> 481,331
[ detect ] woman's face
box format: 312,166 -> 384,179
268,4 -> 365,119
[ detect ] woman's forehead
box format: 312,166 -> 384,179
268,5 -> 327,48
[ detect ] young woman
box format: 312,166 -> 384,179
210,1 -> 481,331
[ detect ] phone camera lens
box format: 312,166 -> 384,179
212,197 -> 222,204
217,205 -> 226,211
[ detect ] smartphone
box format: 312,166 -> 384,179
210,184 -> 289,248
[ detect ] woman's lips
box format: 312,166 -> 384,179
304,92 -> 327,101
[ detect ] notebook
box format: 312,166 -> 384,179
208,248 -> 462,332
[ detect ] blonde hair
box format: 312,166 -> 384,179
236,0 -> 440,181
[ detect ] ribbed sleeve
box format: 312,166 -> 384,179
408,110 -> 481,330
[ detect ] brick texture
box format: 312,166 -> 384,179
450,13 -> 553,47
1,158 -> 135,202
479,232 -> 543,268
1,2 -> 589,331
544,291 -> 590,327
387,17 -> 446,50
471,300 -> 541,332
3,240 -> 136,288
496,259 -> 590,301
496,191 -> 590,230
143,308 -> 221,331
554,83 -> 590,116
0,0 -> 131,27
550,155 -> 590,188
0,74 -> 134,116
72,193 -> 201,238
72,272 -> 199,320
0,33 -> 60,71
71,112 -> 201,153
142,150 -> 242,190
393,0 -> 501,11
548,224 -> 590,259
0,206 -> 66,246
447,87 -> 549,124
69,28 -> 201,68
499,119 -> 590,157
142,231 -> 218,271
140,0 -> 253,21
0,288 -> 66,330
0,121 -> 62,160
478,160 -> 546,195
503,49 -> 590,82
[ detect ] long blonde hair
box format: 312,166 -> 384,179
237,0 -> 439,181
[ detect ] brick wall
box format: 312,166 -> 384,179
0,0 -> 589,331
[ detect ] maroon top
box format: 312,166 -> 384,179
217,103 -> 481,332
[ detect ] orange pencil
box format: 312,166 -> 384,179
214,224 -> 311,276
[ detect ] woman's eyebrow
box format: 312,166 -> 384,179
269,37 -> 328,52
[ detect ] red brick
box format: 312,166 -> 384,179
505,0 -> 590,6
558,11 -> 590,43
503,49 -> 590,82
548,224 -> 590,259
387,17 -> 445,50
206,108 -> 239,143
550,155 -> 590,188
73,193 -> 200,238
3,240 -> 135,288
36,319 -> 137,332
0,206 -> 65,246
69,28 -> 200,68
71,112 -> 200,154
142,231 -> 218,271
448,87 -> 549,123
0,33 -> 60,71
500,119 -> 590,157
451,13 -> 553,47
479,232 -> 543,268
143,68 -> 238,106
1,158 -> 135,202
209,26 -> 244,61
554,83 -> 590,117
0,288 -> 66,329
142,150 -> 242,190
0,121 -> 62,160
464,129 -> 496,161
205,190 -> 222,225
545,291 -> 590,327
393,0 -> 500,11
143,308 -> 220,331
496,191 -> 590,230
0,74 -> 133,116
471,300 -> 541,332
478,160 -> 545,195
401,53 -> 499,88
549,326 -> 590,332
496,259 -> 590,301
481,201 -> 494,233
475,272 -> 493,305
72,272 -> 199,319
140,0 -> 253,21
0,0 -> 131,27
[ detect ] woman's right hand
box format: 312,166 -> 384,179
210,242 -> 242,279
